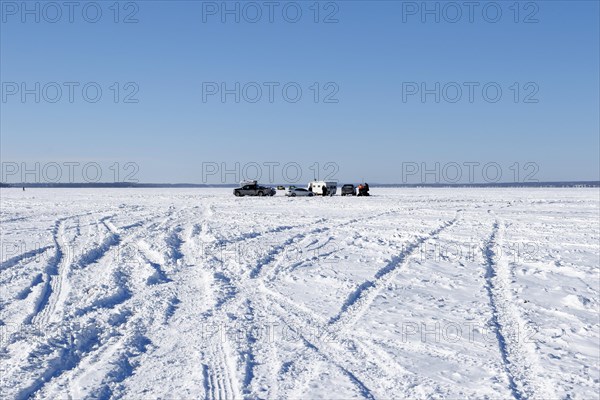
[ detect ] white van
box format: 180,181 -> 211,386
307,181 -> 337,196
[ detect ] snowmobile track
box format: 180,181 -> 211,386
483,215 -> 556,400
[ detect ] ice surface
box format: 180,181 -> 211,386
0,188 -> 598,399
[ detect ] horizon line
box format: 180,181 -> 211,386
2,180 -> 599,188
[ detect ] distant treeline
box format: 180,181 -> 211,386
1,181 -> 599,188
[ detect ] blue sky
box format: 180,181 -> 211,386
1,0 -> 598,184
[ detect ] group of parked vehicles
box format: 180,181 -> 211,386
233,180 -> 370,197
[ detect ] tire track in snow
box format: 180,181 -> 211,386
181,224 -> 242,399
254,210 -> 403,282
483,216 -> 556,400
73,318 -> 152,400
45,216 -> 122,325
215,223 -> 301,247
194,215 -> 366,398
260,211 -> 463,398
14,320 -> 105,400
75,216 -> 121,269
150,209 -> 404,399
11,214 -> 161,399
12,216 -> 122,398
0,215 -> 29,224
329,211 -> 462,329
129,205 -> 197,275
260,281 -> 418,399
199,213 -> 381,318
195,282 -> 250,398
263,287 -> 383,400
53,212 -> 183,397
203,337 -> 240,400
25,311 -> 151,400
27,218 -> 68,326
134,239 -> 172,285
158,207 -> 243,400
30,216 -> 123,326
103,205 -> 235,398
249,226 -> 329,278
199,210 -> 408,398
3,206 -> 185,399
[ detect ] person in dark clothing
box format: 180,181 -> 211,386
322,186 -> 327,196
358,183 -> 370,196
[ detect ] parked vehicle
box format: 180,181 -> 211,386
307,181 -> 337,196
285,187 -> 314,197
277,185 -> 285,190
341,184 -> 357,196
357,183 -> 370,196
233,180 -> 276,197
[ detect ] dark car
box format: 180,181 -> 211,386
341,184 -> 357,196
234,183 -> 276,197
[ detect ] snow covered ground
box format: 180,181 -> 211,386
0,188 -> 598,399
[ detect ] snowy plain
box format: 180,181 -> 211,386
0,187 -> 598,399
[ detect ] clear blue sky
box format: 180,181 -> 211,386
1,0 -> 598,184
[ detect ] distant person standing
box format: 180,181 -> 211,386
322,186 -> 327,196
22,186 -> 25,191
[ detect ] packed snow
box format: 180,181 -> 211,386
0,188 -> 598,399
